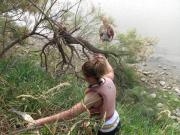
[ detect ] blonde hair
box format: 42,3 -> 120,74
82,58 -> 108,80
100,16 -> 110,25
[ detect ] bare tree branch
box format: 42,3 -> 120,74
0,0 -> 127,74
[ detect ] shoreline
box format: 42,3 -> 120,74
146,55 -> 180,83
135,55 -> 180,96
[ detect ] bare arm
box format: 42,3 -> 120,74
94,54 -> 114,80
32,92 -> 102,126
34,102 -> 86,126
104,58 -> 114,80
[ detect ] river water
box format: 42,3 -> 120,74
90,0 -> 180,76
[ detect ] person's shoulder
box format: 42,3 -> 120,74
103,72 -> 114,81
103,76 -> 113,83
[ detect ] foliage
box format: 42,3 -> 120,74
0,57 -> 91,134
97,30 -> 156,96
0,17 -> 29,49
0,57 -> 56,110
0,0 -> 113,76
118,29 -> 157,63
0,57 -> 179,134
0,0 -> 47,13
0,1 -> 178,134
119,85 -> 180,135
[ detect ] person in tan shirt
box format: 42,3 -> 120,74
29,54 -> 120,135
99,17 -> 114,42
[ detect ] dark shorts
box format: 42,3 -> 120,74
97,122 -> 121,135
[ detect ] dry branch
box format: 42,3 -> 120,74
0,0 -> 123,74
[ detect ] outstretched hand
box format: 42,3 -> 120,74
10,108 -> 40,134
26,121 -> 36,129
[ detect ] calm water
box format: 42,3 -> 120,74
90,0 -> 180,72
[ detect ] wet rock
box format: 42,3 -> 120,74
150,80 -> 156,84
175,108 -> 180,117
166,86 -> 172,90
148,74 -> 154,78
142,71 -> 150,76
160,72 -> 168,76
141,77 -> 146,82
174,87 -> 180,95
159,81 -> 166,86
142,63 -> 147,66
158,65 -> 162,68
163,67 -> 167,70
154,70 -> 158,74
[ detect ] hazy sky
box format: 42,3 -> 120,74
89,0 -> 180,58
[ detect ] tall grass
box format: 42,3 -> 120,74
0,57 -> 85,134
118,84 -> 180,135
0,57 -> 179,135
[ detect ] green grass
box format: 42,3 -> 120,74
0,57 -> 56,110
0,57 -> 180,135
118,85 -> 180,135
0,57 -> 87,134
